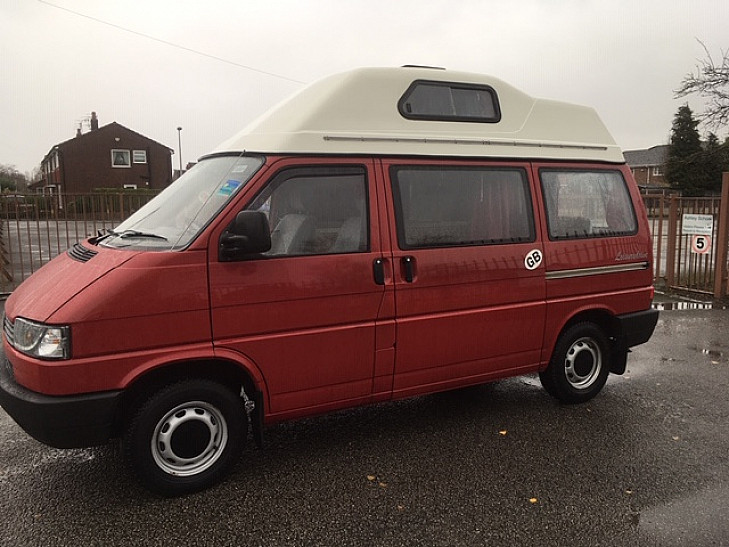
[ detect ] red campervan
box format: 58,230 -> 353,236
0,67 -> 658,495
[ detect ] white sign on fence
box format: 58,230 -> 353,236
682,213 -> 714,236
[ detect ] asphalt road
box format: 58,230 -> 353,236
2,305 -> 729,546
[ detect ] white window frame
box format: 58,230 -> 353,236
132,150 -> 147,164
111,149 -> 131,168
123,184 -> 138,190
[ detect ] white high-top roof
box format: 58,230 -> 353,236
213,66 -> 624,163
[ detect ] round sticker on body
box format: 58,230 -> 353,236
524,249 -> 543,270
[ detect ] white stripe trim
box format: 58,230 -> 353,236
546,262 -> 649,280
323,134 -> 609,152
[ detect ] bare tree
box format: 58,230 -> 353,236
676,41 -> 729,128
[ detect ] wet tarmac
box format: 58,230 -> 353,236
652,291 -> 726,311
1,302 -> 729,546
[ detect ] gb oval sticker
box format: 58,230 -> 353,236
524,249 -> 543,271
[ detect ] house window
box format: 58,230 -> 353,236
111,149 -> 131,168
652,166 -> 663,176
123,184 -> 138,190
133,150 -> 147,164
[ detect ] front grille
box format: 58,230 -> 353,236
3,314 -> 14,346
68,243 -> 98,263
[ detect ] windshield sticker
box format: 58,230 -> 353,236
219,180 -> 241,196
231,164 -> 249,174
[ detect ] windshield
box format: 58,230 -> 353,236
101,155 -> 264,250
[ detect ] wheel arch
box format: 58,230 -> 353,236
546,307 -> 624,374
562,308 -> 618,338
113,357 -> 264,438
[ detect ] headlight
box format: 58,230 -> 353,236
9,317 -> 70,360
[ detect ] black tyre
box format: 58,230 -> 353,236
123,379 -> 247,496
539,322 -> 610,404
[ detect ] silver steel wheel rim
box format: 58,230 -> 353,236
151,401 -> 228,477
564,337 -> 602,389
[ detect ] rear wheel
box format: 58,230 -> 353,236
124,379 -> 247,496
539,322 -> 610,404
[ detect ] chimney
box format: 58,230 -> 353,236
76,126 -> 82,138
90,111 -> 99,131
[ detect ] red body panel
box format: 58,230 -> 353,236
3,155 -> 655,426
532,163 -> 654,363
5,249 -> 211,395
5,248 -> 135,322
379,159 -> 546,398
208,158 -> 391,417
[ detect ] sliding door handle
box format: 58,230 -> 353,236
402,256 -> 415,283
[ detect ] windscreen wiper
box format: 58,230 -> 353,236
115,229 -> 168,241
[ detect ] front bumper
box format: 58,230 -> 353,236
0,352 -> 121,448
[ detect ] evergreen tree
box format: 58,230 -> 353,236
665,105 -> 703,195
721,137 -> 729,173
699,133 -> 723,194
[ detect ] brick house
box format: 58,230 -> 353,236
35,112 -> 173,195
623,145 -> 669,192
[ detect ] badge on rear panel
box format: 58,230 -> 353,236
524,249 -> 543,270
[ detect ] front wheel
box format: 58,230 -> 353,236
123,379 -> 247,496
539,322 -> 610,404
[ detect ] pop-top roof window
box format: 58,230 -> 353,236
398,80 -> 501,123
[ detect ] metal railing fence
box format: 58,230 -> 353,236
0,191 -> 159,293
642,174 -> 729,300
2,182 -> 729,299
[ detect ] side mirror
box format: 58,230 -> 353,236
219,211 -> 271,261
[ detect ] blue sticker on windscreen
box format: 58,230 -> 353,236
219,180 -> 241,196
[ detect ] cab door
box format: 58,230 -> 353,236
380,160 -> 547,397
208,158 -> 390,417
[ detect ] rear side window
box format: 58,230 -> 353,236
391,166 -> 534,249
540,169 -> 637,240
398,80 -> 501,123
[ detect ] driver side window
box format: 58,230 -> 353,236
246,166 -> 369,257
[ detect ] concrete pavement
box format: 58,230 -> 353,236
1,303 -> 729,546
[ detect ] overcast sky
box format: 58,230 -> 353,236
2,0 -> 728,175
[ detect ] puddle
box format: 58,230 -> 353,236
700,348 -> 724,359
520,375 -> 541,388
652,300 -> 714,311
687,344 -> 725,360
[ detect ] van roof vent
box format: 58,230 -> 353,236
68,243 -> 98,263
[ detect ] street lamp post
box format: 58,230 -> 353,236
177,126 -> 183,178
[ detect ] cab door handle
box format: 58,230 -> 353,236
373,258 -> 385,285
402,256 -> 415,283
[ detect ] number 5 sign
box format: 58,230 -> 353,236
691,234 -> 711,254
